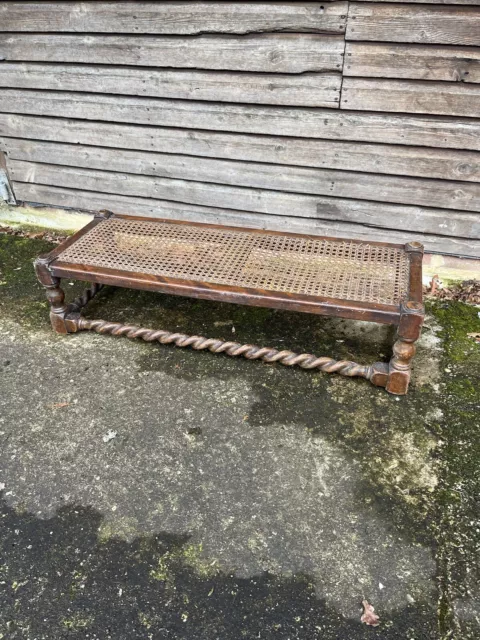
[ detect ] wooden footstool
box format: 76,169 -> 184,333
35,211 -> 424,395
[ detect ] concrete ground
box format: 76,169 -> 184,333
0,232 -> 479,640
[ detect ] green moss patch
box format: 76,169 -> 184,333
150,542 -> 219,584
432,302 -> 480,638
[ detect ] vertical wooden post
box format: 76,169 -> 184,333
386,242 -> 424,395
34,255 -> 76,334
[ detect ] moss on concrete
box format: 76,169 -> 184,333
1,231 -> 479,637
150,542 -> 219,584
97,517 -> 142,544
0,235 -> 85,331
432,301 -> 480,639
62,613 -> 94,631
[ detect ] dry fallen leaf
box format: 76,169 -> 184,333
430,274 -> 440,296
50,402 -> 70,409
424,278 -> 480,306
361,600 -> 380,627
0,224 -> 68,245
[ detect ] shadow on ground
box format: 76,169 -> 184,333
0,496 -> 438,640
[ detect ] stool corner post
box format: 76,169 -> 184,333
386,301 -> 425,396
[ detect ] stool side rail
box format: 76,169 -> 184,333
48,260 -> 402,325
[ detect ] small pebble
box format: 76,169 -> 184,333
102,430 -> 117,443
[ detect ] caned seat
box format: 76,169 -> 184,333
53,216 -> 411,313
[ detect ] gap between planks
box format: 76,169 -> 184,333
3,138 -> 480,214
7,159 -> 480,240
0,91 -> 479,150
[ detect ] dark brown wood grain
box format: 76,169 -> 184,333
406,246 -> 424,305
49,259 -> 403,325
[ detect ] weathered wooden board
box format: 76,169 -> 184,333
341,78 -> 480,117
9,160 -> 480,239
354,1 -> 480,4
2,2 -> 479,260
2,114 -> 479,183
0,33 -> 345,74
5,139 -> 480,215
345,43 -> 480,83
1,90 -> 479,151
13,182 -> 480,257
347,3 -> 480,45
0,2 -> 348,34
0,63 -> 342,108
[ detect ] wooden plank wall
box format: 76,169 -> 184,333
0,1 -> 479,257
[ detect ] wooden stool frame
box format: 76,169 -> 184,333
35,211 -> 424,395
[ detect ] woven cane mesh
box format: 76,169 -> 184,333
57,218 -> 410,306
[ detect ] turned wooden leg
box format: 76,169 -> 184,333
386,301 -> 424,395
34,256 -> 79,334
386,336 -> 416,395
45,279 -> 71,334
